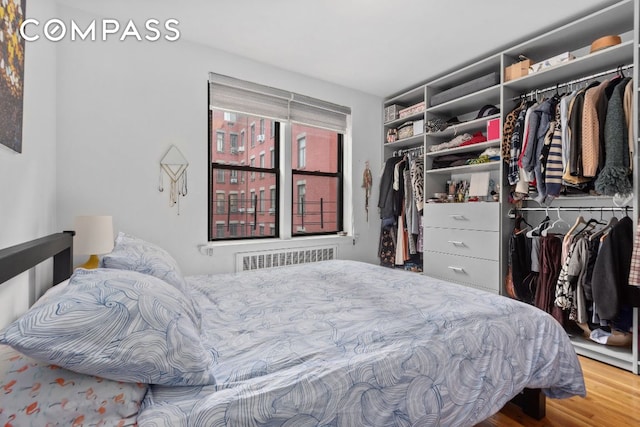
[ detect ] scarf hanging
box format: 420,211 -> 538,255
361,161 -> 372,221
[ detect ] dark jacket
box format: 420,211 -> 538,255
591,216 -> 633,320
378,157 -> 402,219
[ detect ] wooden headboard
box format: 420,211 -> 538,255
0,231 -> 75,286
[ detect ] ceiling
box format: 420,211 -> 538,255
56,0 -> 612,97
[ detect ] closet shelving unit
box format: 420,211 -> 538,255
418,54 -> 504,293
383,86 -> 426,157
500,0 -> 638,373
381,0 -> 640,373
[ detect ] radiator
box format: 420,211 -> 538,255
235,246 -> 337,272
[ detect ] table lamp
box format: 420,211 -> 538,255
74,215 -> 114,269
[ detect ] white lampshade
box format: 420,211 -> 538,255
74,215 -> 115,255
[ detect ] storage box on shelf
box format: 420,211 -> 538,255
383,86 -> 426,156
384,104 -> 404,123
398,101 -> 426,119
486,118 -> 500,140
504,58 -> 534,82
397,122 -> 414,140
528,51 -> 575,74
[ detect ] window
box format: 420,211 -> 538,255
250,156 -> 256,181
259,189 -> 265,213
297,135 -> 306,169
291,124 -> 343,235
230,133 -> 238,154
250,123 -> 256,147
209,73 -> 349,241
216,131 -> 225,152
259,119 -> 265,142
216,223 -> 225,238
216,192 -> 225,214
229,193 -> 238,213
224,112 -> 236,123
297,182 -> 306,216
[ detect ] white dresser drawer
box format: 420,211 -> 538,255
422,228 -> 499,260
422,251 -> 499,294
423,202 -> 500,231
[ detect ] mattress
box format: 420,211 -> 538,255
138,259 -> 585,426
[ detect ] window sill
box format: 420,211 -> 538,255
198,234 -> 353,256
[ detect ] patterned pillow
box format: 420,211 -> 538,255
101,232 -> 187,294
0,344 -> 147,426
0,268 -> 217,386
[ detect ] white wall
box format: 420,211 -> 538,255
55,5 -> 383,275
0,0 -> 58,326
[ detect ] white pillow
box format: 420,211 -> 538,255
1,268 -> 217,386
31,278 -> 70,309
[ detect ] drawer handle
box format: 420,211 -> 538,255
448,266 -> 466,273
449,214 -> 467,220
447,240 -> 466,247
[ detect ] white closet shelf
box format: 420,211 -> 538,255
426,140 -> 500,158
425,114 -> 500,139
426,161 -> 500,175
384,111 -> 424,128
428,54 -> 502,89
384,85 -> 425,107
384,134 -> 424,149
426,86 -> 500,116
504,40 -> 633,93
503,0 -> 633,61
570,335 -> 634,371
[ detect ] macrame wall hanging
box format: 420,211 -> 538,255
158,145 -> 188,214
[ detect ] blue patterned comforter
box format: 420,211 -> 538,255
138,260 -> 585,426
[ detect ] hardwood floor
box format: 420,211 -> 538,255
476,356 -> 640,427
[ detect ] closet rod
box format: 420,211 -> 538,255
513,63 -> 634,100
393,146 -> 424,157
515,206 -> 630,212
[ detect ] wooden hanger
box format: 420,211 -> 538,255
589,215 -> 618,241
566,215 -> 586,236
574,218 -> 606,237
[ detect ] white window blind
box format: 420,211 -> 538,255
209,73 -> 350,132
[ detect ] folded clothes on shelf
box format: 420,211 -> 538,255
429,133 -> 473,152
458,131 -> 487,147
432,151 -> 482,169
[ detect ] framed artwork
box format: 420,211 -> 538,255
0,0 -> 26,153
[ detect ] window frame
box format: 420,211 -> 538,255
291,133 -> 344,237
208,74 -> 349,242
208,114 -> 281,241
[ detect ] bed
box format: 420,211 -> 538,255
0,232 -> 586,426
